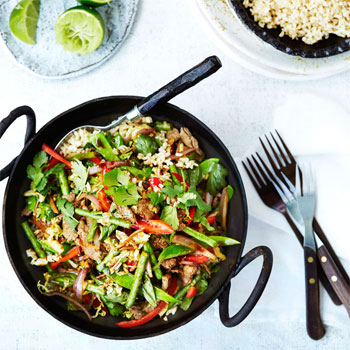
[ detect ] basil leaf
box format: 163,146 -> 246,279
206,163 -> 228,195
142,274 -> 157,307
160,206 -> 179,230
188,166 -> 204,187
158,244 -> 193,263
135,134 -> 158,156
227,185 -> 234,200
148,191 -> 165,206
199,158 -> 219,175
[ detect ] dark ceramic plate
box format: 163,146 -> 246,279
228,0 -> 350,58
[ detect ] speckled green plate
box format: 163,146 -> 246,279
0,0 -> 138,78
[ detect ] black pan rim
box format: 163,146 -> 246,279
228,0 -> 350,58
2,95 -> 248,339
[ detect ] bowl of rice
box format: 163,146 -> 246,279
227,0 -> 350,58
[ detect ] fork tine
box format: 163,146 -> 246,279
270,132 -> 289,165
265,135 -> 284,168
242,160 -> 261,189
259,137 -> 280,173
281,172 -> 297,195
275,130 -> 296,164
247,157 -> 266,186
256,153 -> 277,183
296,165 -> 302,196
251,154 -> 270,184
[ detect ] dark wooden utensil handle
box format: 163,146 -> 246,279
317,245 -> 350,317
313,218 -> 350,286
137,56 -> 222,115
304,246 -> 325,340
283,212 -> 342,305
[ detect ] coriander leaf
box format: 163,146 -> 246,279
206,163 -> 228,195
199,158 -> 220,175
227,185 -> 234,200
56,197 -> 79,230
160,206 -> 179,230
38,202 -> 56,222
27,164 -> 43,188
71,160 -> 88,194
135,134 -> 158,156
104,168 -> 129,187
106,183 -> 141,206
33,151 -> 48,169
178,192 -> 196,204
179,186 -> 211,212
161,184 -> 184,198
36,177 -> 48,192
148,191 -> 165,206
121,166 -> 152,179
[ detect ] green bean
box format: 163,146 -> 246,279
183,227 -> 217,248
208,236 -> 240,246
154,287 -> 179,303
89,133 -> 117,161
21,221 -> 53,273
75,208 -> 131,228
69,152 -> 96,160
57,168 -> 70,196
86,219 -> 98,242
180,295 -> 194,311
143,242 -> 162,280
38,240 -> 59,255
125,251 -> 148,308
169,164 -> 181,185
96,247 -> 119,272
50,273 -> 76,287
114,134 -> 124,148
86,284 -> 105,296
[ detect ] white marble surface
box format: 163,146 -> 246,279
1,0 -> 350,349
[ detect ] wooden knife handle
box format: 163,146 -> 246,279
304,246 -> 325,340
317,245 -> 350,317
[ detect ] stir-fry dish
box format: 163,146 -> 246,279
21,116 -> 239,327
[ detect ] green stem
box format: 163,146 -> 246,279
169,164 -> 181,185
143,242 -> 162,280
183,227 -> 217,248
86,219 -> 98,242
57,169 -> 70,196
125,251 -> 148,308
69,152 -> 96,160
86,284 -> 105,296
21,221 -> 53,273
75,208 -> 131,228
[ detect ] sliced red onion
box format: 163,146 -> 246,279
169,147 -> 196,160
79,193 -> 101,211
204,192 -> 213,206
73,267 -> 88,301
136,128 -> 155,136
43,291 -> 92,321
219,187 -> 229,232
88,165 -> 101,175
88,161 -> 130,175
179,260 -> 198,266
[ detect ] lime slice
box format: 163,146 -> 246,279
77,0 -> 112,7
54,6 -> 105,55
9,0 -> 40,45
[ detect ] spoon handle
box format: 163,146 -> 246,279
137,56 -> 222,116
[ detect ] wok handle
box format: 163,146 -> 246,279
137,56 -> 222,115
219,246 -> 273,327
0,106 -> 36,181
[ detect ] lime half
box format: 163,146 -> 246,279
9,0 -> 40,45
77,0 -> 112,7
55,6 -> 105,55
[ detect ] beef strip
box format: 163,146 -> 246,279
177,208 -> 187,231
180,127 -> 199,149
166,128 -> 181,144
179,265 -> 199,286
77,218 -> 101,261
129,305 -> 144,320
116,204 -> 136,224
161,258 -> 177,270
133,198 -> 154,220
150,235 -> 168,250
63,194 -> 76,202
62,219 -> 78,242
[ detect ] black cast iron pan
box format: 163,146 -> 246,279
228,0 -> 350,58
0,98 -> 272,339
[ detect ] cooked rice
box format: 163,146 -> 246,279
59,128 -> 92,157
243,0 -> 350,45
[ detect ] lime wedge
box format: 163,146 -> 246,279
54,6 -> 105,55
78,0 -> 112,7
9,0 -> 40,45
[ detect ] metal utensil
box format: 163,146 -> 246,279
242,154 -> 338,304
55,56 -> 222,150
260,131 -> 350,304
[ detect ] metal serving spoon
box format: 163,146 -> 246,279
55,56 -> 222,150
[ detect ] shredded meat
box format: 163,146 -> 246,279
77,218 -> 101,261
150,235 -> 168,250
177,209 -> 187,231
116,205 -> 136,224
166,128 -> 181,144
180,127 -> 199,149
62,219 -> 78,242
212,193 -> 222,209
161,258 -> 177,270
63,194 -> 76,202
142,302 -> 156,314
133,198 -> 154,220
21,207 -> 31,216
162,274 -> 172,291
129,305 -> 144,320
179,265 -> 199,286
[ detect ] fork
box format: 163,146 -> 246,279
295,165 -> 325,339
243,154 -> 341,306
275,172 -> 350,319
260,131 -> 350,303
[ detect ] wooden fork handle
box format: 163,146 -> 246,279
304,247 -> 325,340
317,245 -> 350,317
283,212 -> 342,305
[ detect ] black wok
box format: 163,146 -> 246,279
0,97 -> 272,339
